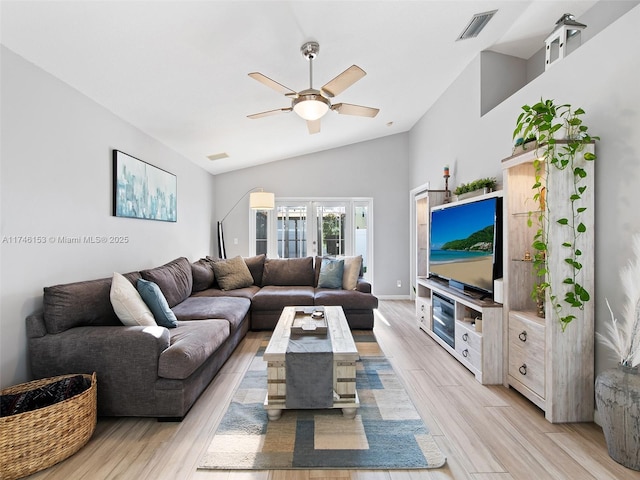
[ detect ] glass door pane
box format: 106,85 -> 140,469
316,205 -> 346,257
354,203 -> 368,275
277,205 -> 308,258
255,211 -> 268,256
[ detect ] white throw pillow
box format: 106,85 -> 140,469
340,255 -> 363,290
110,272 -> 157,326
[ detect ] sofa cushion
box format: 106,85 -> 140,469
43,272 -> 141,334
158,320 -> 230,380
262,257 -> 315,286
244,254 -> 266,286
136,279 -> 178,328
191,285 -> 260,300
171,296 -> 251,332
211,256 -> 255,290
251,286 -> 315,310
317,258 -> 344,289
110,272 -> 157,327
141,257 -> 193,308
191,259 -> 215,292
314,288 -> 379,310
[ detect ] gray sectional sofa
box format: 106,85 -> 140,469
26,255 -> 377,419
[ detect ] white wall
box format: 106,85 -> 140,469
408,5 -> 640,377
214,133 -> 410,297
0,47 -> 216,388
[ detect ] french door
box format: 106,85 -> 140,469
251,198 -> 373,282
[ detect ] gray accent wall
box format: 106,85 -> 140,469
0,46 -> 216,388
408,5 -> 640,377
214,133 -> 410,298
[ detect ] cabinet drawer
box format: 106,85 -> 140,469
416,298 -> 430,328
455,321 -> 482,352
456,343 -> 481,370
509,312 -> 545,397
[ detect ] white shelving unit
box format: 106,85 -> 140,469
501,142 -> 595,423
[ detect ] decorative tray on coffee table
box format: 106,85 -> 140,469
291,306 -> 327,335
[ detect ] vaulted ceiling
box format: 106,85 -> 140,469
1,1 -> 596,174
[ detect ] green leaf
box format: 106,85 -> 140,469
563,278 -> 574,284
577,222 -> 586,233
562,242 -> 572,247
532,240 -> 547,251
577,207 -> 587,213
575,249 -> 582,256
570,194 -> 580,201
557,218 -> 569,225
578,186 -> 587,194
584,152 -> 596,161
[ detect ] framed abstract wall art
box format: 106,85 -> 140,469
113,150 -> 177,222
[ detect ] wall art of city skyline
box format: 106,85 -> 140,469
113,150 -> 177,222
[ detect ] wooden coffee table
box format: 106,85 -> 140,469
263,306 -> 360,420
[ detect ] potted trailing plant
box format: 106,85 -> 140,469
512,98 -> 598,331
453,177 -> 497,199
595,233 -> 640,470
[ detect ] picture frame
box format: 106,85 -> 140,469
112,150 -> 177,222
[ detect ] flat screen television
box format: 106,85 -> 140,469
429,195 -> 502,296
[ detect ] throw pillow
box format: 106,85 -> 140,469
341,255 -> 363,290
211,256 -> 254,291
110,272 -> 156,326
317,258 -> 344,289
136,279 -> 178,328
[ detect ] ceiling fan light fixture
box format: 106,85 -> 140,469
292,93 -> 331,121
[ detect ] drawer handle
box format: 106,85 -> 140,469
519,364 -> 527,375
462,333 -> 468,342
421,304 -> 425,312
462,349 -> 469,358
519,331 -> 527,342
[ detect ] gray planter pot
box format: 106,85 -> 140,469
595,364 -> 640,471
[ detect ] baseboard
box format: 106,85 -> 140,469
376,295 -> 412,300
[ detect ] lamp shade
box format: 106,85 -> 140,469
249,191 -> 275,210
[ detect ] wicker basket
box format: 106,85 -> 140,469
0,373 -> 97,480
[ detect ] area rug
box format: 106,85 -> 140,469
198,332 -> 446,470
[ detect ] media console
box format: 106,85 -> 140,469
415,276 -> 503,384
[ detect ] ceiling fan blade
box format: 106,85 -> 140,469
321,65 -> 366,98
331,103 -> 379,118
248,72 -> 297,96
307,119 -> 321,135
247,107 -> 292,119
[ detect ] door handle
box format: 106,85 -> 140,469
519,364 -> 527,375
519,331 -> 527,342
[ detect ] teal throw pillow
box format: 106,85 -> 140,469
137,278 -> 178,328
317,258 -> 344,289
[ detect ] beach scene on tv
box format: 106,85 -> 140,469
429,199 -> 496,292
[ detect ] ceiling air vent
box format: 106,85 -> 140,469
207,152 -> 229,161
457,10 -> 497,41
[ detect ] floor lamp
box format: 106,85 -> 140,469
217,188 -> 275,259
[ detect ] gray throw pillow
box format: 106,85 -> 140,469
211,256 -> 254,291
317,258 -> 344,289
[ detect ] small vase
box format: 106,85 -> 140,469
595,363 -> 640,470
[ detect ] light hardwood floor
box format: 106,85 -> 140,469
29,300 -> 639,480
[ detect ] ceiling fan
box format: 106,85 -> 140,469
247,41 -> 379,134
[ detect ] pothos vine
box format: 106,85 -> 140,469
513,99 -> 598,331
